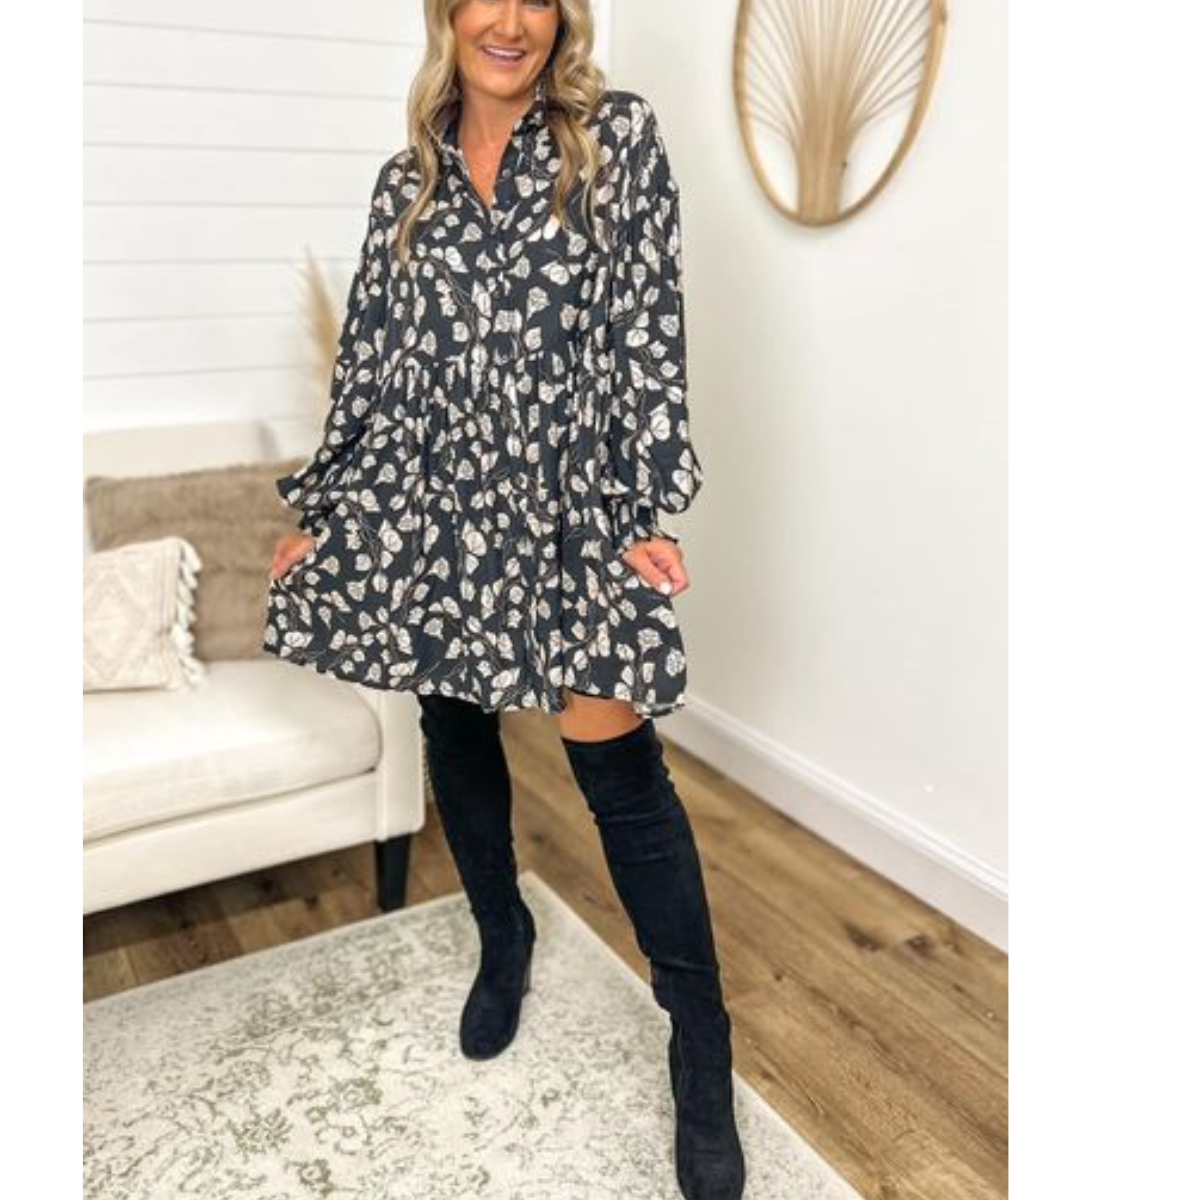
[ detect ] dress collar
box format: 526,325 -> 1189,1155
435,75 -> 550,164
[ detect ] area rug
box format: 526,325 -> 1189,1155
84,870 -> 864,1199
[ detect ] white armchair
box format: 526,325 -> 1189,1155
82,419 -> 426,916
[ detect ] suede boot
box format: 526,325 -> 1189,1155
418,693 -> 536,1060
562,718 -> 745,1200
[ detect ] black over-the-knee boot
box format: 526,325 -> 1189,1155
417,693 -> 536,1060
562,718 -> 745,1200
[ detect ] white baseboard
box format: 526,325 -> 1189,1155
663,691 -> 1008,952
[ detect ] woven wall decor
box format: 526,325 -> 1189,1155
733,0 -> 948,226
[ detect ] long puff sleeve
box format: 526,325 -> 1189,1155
275,158 -> 394,536
601,100 -> 704,554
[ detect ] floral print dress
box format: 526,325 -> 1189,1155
262,87 -> 704,717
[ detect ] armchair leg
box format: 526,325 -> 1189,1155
374,833 -> 413,912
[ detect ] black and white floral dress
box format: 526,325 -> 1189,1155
262,86 -> 704,717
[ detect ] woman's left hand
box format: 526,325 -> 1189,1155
622,537 -> 691,597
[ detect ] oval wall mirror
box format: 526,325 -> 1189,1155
733,0 -> 949,226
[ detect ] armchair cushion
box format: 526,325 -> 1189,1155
83,659 -> 381,842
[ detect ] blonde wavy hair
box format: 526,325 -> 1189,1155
393,0 -> 612,269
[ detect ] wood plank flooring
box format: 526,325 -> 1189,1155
84,709 -> 1008,1200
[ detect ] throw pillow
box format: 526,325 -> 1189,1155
83,536 -> 204,692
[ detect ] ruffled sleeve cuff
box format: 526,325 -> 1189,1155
606,492 -> 682,554
275,461 -> 338,536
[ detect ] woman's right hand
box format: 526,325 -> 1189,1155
270,530 -> 316,581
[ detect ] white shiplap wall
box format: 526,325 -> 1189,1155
83,0 -> 611,433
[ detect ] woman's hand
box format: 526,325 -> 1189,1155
622,537 -> 691,598
270,531 -> 316,581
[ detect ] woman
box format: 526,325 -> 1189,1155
264,2 -> 743,1196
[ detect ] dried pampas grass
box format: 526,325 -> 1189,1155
297,247 -> 341,419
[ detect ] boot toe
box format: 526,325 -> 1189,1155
459,917 -> 534,1060
460,990 -> 520,1059
675,1138 -> 747,1200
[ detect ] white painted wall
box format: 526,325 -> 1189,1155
608,1 -> 1007,947
82,0 -> 420,430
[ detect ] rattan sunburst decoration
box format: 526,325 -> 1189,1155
733,0 -> 948,226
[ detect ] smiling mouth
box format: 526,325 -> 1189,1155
481,45 -> 527,63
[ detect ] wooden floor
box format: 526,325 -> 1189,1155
84,710 -> 1008,1200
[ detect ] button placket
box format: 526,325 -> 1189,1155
439,115 -> 540,577
481,132 -> 529,511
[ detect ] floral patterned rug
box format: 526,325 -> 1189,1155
84,870 -> 864,1199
